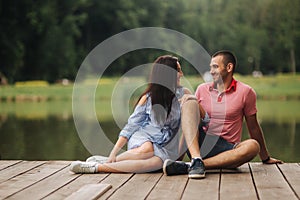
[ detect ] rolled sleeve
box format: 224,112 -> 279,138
119,103 -> 148,139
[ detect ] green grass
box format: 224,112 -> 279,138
1,73 -> 299,121
0,84 -> 73,101
185,73 -> 300,99
0,74 -> 299,101
234,73 -> 300,100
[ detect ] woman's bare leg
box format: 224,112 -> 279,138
98,156 -> 163,173
115,141 -> 154,161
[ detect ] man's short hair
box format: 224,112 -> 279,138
212,50 -> 237,72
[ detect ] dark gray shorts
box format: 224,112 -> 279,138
187,127 -> 236,159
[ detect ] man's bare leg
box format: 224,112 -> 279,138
203,139 -> 260,169
180,98 -> 206,178
181,99 -> 260,169
181,99 -> 201,158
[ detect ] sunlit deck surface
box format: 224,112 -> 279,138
0,160 -> 299,200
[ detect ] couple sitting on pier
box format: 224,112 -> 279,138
70,51 -> 283,179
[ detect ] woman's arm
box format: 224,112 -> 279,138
109,95 -> 148,162
119,95 -> 148,139
108,136 -> 128,163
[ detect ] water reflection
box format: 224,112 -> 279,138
242,120 -> 299,162
0,115 -> 89,160
0,101 -> 299,162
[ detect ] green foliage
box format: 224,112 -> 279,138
0,0 -> 299,83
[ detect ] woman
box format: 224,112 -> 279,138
70,55 -> 190,173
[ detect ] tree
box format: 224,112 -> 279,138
262,0 -> 300,73
0,0 -> 299,82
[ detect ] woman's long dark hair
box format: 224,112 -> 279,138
138,55 -> 179,123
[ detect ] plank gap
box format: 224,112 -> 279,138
41,173 -> 83,199
179,176 -> 190,200
276,164 -> 300,199
3,161 -> 46,183
0,160 -> 23,171
144,173 -> 163,199
103,173 -> 135,199
4,162 -> 71,199
249,162 -> 260,200
250,163 -> 297,199
218,169 -> 221,200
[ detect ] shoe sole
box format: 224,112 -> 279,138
188,173 -> 205,179
86,155 -> 108,163
163,159 -> 172,175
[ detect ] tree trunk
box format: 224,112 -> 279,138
290,48 -> 296,75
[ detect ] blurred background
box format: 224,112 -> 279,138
0,0 -> 299,162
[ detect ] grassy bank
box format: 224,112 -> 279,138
0,74 -> 299,101
186,73 -> 300,100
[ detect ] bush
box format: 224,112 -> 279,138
15,81 -> 49,87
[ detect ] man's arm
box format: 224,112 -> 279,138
245,114 -> 283,164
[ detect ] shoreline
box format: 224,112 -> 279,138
1,94 -> 300,102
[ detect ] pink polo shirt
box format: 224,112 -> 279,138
195,79 -> 257,143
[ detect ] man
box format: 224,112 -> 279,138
163,50 -> 283,179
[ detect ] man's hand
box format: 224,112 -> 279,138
263,157 -> 284,164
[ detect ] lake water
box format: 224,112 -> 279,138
0,100 -> 299,162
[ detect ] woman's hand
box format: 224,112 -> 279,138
179,94 -> 197,106
107,136 -> 128,163
107,153 -> 117,163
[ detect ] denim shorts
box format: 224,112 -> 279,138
187,127 -> 236,159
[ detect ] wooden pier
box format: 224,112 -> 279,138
0,160 -> 299,199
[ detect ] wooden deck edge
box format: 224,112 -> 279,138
65,183 -> 112,200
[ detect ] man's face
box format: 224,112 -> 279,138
209,55 -> 228,84
177,61 -> 183,86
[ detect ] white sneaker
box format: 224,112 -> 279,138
86,155 -> 108,164
70,161 -> 98,174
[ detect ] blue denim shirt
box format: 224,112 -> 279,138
119,87 -> 184,146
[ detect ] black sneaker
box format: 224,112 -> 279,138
188,158 -> 205,179
163,159 -> 189,176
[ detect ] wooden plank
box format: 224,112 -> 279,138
65,183 -> 112,200
6,161 -> 79,200
98,173 -> 134,199
220,163 -> 257,200
181,170 -> 220,200
0,161 -> 298,200
107,173 -> 162,199
277,163 -> 300,198
0,161 -> 68,199
147,174 -> 188,199
250,163 -> 298,200
44,173 -> 109,200
0,161 -> 45,183
0,160 -> 22,170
